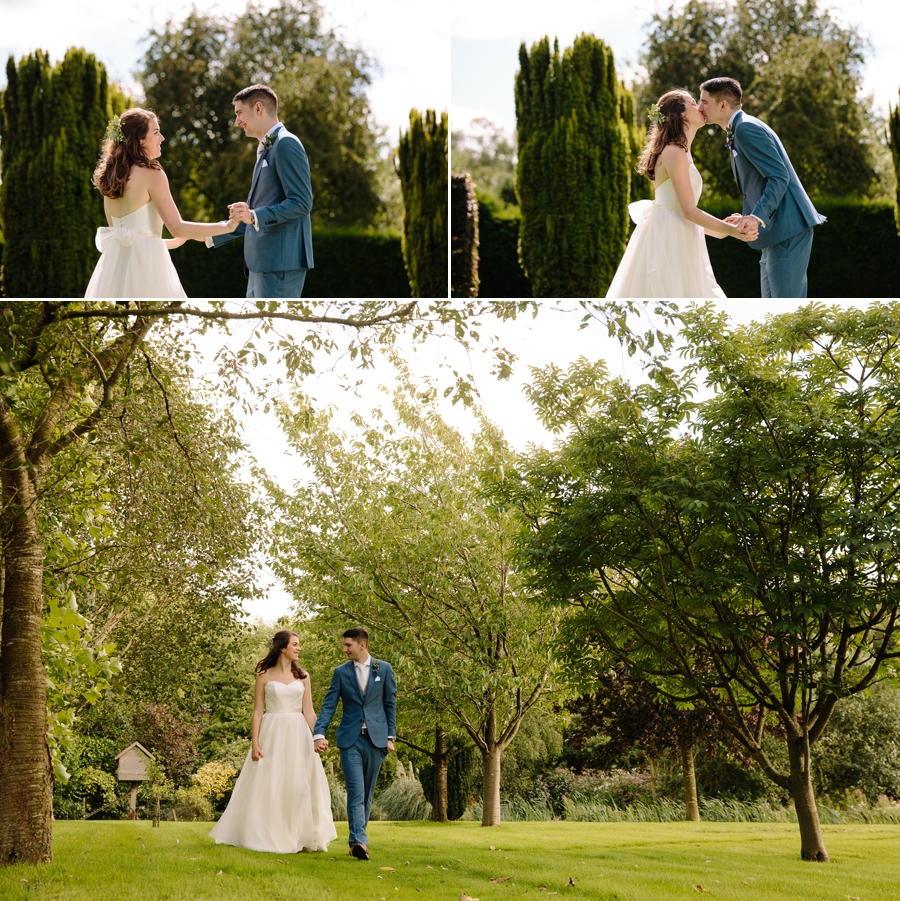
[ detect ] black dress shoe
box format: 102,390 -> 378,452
350,843 -> 370,860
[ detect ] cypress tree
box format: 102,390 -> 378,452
890,94 -> 900,237
0,49 -> 112,297
450,173 -> 479,297
397,109 -> 448,298
515,34 -> 632,297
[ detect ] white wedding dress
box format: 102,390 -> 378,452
606,163 -> 726,298
84,201 -> 187,298
209,680 -> 337,853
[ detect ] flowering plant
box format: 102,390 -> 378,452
104,115 -> 125,144
648,103 -> 668,126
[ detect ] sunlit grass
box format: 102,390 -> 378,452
2,820 -> 900,900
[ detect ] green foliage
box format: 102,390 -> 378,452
640,0 -> 882,200
476,197 -> 532,298
396,109 -> 449,297
376,771 -> 433,821
451,118 -> 518,205
171,228 -> 410,298
516,35 -> 635,296
500,712 -> 564,799
701,198 -> 900,297
447,747 -> 480,821
172,786 -> 214,822
814,682 -> 900,802
139,0 -> 383,228
451,174 -> 479,298
134,705 -> 206,785
0,48 -> 122,296
890,95 -> 900,235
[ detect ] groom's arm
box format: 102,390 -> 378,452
208,220 -> 246,249
736,122 -> 790,228
313,668 -> 342,739
254,137 -> 313,227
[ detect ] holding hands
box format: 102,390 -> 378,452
725,213 -> 760,242
313,738 -> 328,755
228,202 -> 254,225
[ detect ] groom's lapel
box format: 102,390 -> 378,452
729,111 -> 744,197
248,153 -> 264,203
345,660 -> 364,703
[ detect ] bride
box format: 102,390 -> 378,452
210,630 -> 338,853
606,90 -> 757,298
85,108 -> 237,298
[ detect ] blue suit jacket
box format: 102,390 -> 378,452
730,110 -> 825,250
211,124 -> 314,272
314,660 -> 397,750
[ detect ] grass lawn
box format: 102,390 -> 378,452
2,820 -> 900,900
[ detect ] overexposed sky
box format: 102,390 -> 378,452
1,0 -> 448,145
191,300 -> 862,621
452,0 -> 900,134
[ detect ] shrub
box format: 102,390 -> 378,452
476,198 -> 531,298
173,786 -> 214,821
191,761 -> 237,801
376,774 -> 433,821
451,173 -> 479,297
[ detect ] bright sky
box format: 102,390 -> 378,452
451,0 -> 900,135
190,299 -> 863,622
0,0 -> 448,145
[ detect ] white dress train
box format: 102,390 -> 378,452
606,163 -> 726,298
84,201 -> 187,298
209,680 -> 337,853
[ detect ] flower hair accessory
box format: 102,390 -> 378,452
104,115 -> 125,144
648,103 -> 668,126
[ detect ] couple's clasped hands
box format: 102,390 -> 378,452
725,213 -> 760,242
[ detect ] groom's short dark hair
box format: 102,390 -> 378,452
700,77 -> 742,106
233,84 -> 278,116
343,627 -> 369,644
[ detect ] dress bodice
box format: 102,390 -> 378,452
265,679 -> 305,713
653,164 -> 703,210
109,200 -> 163,237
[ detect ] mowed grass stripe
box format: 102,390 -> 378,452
1,821 -> 899,900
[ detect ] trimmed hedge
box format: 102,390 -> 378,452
703,199 -> 900,298
477,200 -> 531,298
475,199 -> 900,299
451,174 -> 479,298
172,228 -> 411,298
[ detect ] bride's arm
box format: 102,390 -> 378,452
662,147 -> 742,239
251,674 -> 266,761
301,674 -> 317,731
146,167 -> 238,240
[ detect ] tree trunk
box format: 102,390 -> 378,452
787,732 -> 828,862
0,510 -> 52,865
680,738 -> 700,822
430,727 -> 449,822
481,745 -> 503,827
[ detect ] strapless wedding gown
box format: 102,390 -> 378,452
209,680 -> 337,853
84,201 -> 187,298
606,164 -> 726,298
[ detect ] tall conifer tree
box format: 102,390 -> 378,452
0,49 -> 112,297
397,109 -> 448,298
515,35 -> 632,297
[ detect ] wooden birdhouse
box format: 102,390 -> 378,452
116,742 -> 155,817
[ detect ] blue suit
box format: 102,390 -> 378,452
729,110 -> 826,298
210,123 -> 314,297
314,659 -> 397,848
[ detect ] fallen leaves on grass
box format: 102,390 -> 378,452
489,876 -> 511,883
567,877 -> 575,886
693,886 -> 709,893
380,867 -> 395,872
460,894 -> 480,901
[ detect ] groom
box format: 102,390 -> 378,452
207,84 -> 314,297
314,628 -> 396,861
698,77 -> 826,298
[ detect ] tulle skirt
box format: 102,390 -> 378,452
606,200 -> 726,298
209,713 -> 337,854
84,227 -> 186,298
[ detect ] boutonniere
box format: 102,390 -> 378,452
260,133 -> 276,161
371,660 -> 381,681
725,124 -> 735,152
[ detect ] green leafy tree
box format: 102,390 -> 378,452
139,0 -> 383,228
640,0 -> 880,201
451,118 -> 518,206
270,379 -> 562,826
516,35 -> 635,297
397,109 -> 448,298
0,48 -> 123,297
510,303 -> 900,861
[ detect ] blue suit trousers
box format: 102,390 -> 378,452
247,268 -> 307,298
341,733 -> 388,847
759,228 -> 814,298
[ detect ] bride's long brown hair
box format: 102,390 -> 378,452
91,108 -> 162,199
255,630 -> 307,680
636,90 -> 694,181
